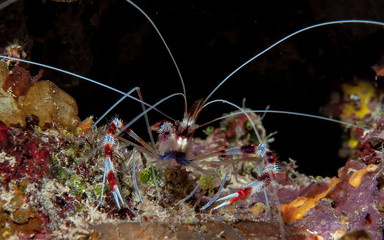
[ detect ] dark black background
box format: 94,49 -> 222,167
1,0 -> 384,176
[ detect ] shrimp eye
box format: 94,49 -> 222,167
265,150 -> 277,164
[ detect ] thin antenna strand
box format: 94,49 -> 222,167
125,0 -> 188,113
204,20 -> 384,105
0,55 -> 175,124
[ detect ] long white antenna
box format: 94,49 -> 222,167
125,0 -> 188,114
203,20 -> 384,105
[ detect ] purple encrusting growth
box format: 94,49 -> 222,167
297,199 -> 341,239
328,160 -> 383,239
0,121 -> 96,237
275,158 -> 384,239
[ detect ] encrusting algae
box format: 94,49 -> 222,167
280,177 -> 340,224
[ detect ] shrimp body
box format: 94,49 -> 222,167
152,119 -> 194,165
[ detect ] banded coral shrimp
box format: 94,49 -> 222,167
2,0 -> 384,176
1,0 -> 384,239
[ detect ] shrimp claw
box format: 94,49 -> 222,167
211,149 -> 279,211
213,181 -> 264,211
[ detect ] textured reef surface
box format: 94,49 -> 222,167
0,62 -> 383,240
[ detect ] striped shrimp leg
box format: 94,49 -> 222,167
98,116 -> 156,209
199,143 -> 267,210
99,118 -> 126,209
212,150 -> 279,211
223,144 -> 267,157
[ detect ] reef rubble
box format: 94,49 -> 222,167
0,60 -> 383,240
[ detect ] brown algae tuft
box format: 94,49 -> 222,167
0,61 -> 80,130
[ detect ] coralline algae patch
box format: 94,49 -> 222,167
279,160 -> 383,240
0,121 -> 103,239
0,60 -> 99,239
0,61 -> 105,239
357,117 -> 384,165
